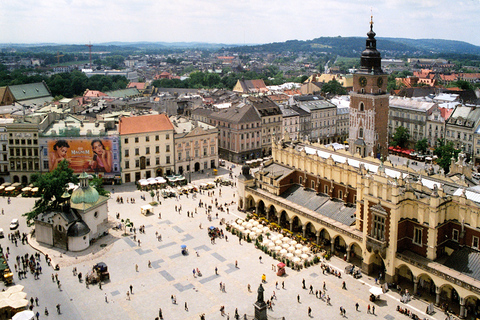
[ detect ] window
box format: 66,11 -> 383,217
166,145 -> 170,152
146,147 -> 150,155
166,156 -> 171,164
94,211 -> 98,218
156,157 -> 160,165
195,149 -> 199,157
166,134 -> 170,140
339,190 -> 343,199
155,135 -> 159,141
125,161 -> 129,169
359,128 -> 364,139
211,146 -> 214,155
156,146 -> 159,154
324,185 -> 329,194
124,149 -> 129,157
146,158 -> 150,166
299,176 -> 303,185
135,148 -> 139,156
473,236 -> 479,249
413,227 -> 422,245
178,153 -> 182,161
124,173 -> 131,183
135,137 -> 139,143
453,229 -> 459,242
203,148 -> 207,156
135,160 -> 140,168
311,181 -> 315,189
372,214 -> 386,241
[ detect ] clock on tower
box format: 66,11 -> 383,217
349,16 -> 389,159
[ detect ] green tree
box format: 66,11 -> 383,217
321,79 -> 347,95
391,126 -> 410,148
415,138 -> 428,154
434,139 -> 460,174
25,160 -> 78,225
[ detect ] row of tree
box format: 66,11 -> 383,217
391,126 -> 460,174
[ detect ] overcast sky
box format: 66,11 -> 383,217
1,0 -> 480,46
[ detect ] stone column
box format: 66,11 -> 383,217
266,209 -> 270,221
413,277 -> 418,295
435,287 -> 441,306
459,297 -> 466,319
302,225 -> 307,238
289,220 -> 293,232
346,246 -> 351,262
277,215 -> 281,225
316,231 -> 320,245
330,242 -> 335,254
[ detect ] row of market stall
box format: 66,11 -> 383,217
0,183 -> 39,197
230,218 -> 317,266
161,182 -> 216,198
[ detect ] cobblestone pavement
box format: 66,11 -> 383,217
0,162 -> 456,319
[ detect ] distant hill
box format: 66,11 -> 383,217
228,36 -> 480,58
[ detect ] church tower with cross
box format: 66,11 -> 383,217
348,16 -> 389,158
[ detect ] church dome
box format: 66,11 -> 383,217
71,172 -> 100,204
71,185 -> 99,204
67,220 -> 90,237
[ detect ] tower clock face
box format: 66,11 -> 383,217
377,77 -> 384,87
359,76 -> 367,87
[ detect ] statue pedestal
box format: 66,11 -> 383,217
254,301 -> 267,320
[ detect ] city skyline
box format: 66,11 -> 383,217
1,0 -> 480,46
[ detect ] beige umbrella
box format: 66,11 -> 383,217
293,257 -> 301,264
280,249 -> 288,256
274,245 -> 282,252
282,243 -> 290,249
270,235 -> 278,242
289,240 -> 297,246
287,246 -> 296,253
0,299 -> 9,309
295,243 -> 303,249
300,253 -> 309,260
275,240 -> 283,245
0,186 -> 4,191
282,236 -> 290,243
9,298 -> 29,309
268,242 -> 275,248
5,285 -> 24,294
256,229 -> 263,235
302,247 -> 310,253
21,187 -> 31,192
5,186 -> 15,191
245,223 -> 253,229
252,221 -> 259,227
295,249 -> 302,256
9,292 -> 27,300
286,253 -> 294,259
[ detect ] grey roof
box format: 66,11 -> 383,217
67,220 -> 91,237
298,99 -> 336,112
104,88 -> 140,98
280,185 -> 356,226
280,105 -> 300,118
290,105 -> 310,117
209,104 -> 261,124
259,162 -> 294,180
9,82 -> 52,102
448,105 -> 480,128
247,96 -> 282,117
443,247 -> 480,281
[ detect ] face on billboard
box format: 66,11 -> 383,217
48,138 -> 118,174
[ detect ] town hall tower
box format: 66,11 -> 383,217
349,17 -> 389,158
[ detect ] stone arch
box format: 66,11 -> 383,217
332,234 -> 347,257
396,264 -> 414,288
279,210 -> 289,229
267,205 -> 277,222
348,242 -> 363,266
367,252 -> 386,279
318,228 -> 331,247
417,273 -> 437,298
245,195 -> 256,211
21,175 -> 28,185
13,175 -> 19,183
303,222 -> 316,240
291,216 -> 302,233
438,283 -> 460,306
464,294 -> 479,318
256,200 -> 266,217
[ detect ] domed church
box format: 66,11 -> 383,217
34,172 -> 109,252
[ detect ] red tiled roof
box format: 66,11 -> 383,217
127,82 -> 147,90
439,107 -> 453,121
119,114 -> 173,135
84,90 -> 107,98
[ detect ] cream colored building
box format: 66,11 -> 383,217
119,114 -> 174,183
171,116 -> 218,177
238,140 -> 480,317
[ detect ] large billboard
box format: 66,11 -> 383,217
48,137 -> 120,175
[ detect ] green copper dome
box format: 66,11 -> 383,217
70,172 -> 99,204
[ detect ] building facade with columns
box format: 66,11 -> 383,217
238,138 -> 480,318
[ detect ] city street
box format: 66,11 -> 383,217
0,163 -> 454,319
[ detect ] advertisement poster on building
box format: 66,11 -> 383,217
48,137 -> 120,176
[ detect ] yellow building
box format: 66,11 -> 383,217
238,140 -> 480,317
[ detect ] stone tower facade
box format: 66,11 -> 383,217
349,17 -> 389,158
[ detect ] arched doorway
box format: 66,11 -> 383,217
396,264 -> 414,291
304,222 -> 316,241
279,210 -> 289,229
464,295 -> 480,320
256,200 -> 266,217
245,196 -> 255,212
156,168 -> 163,177
178,166 -> 183,174
368,253 -> 386,280
349,242 -> 363,267
194,162 -> 200,172
268,205 -> 277,222
417,273 -> 436,303
439,284 -> 460,314
21,176 -> 28,185
0,177 -> 5,184
333,235 -> 347,257
318,228 -> 331,247
13,176 -> 19,183
291,216 -> 302,233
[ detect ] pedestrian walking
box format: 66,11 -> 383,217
159,308 -> 163,319
282,281 -> 285,289
130,284 -> 133,294
302,278 -> 306,289
215,267 -> 218,275
308,306 -> 312,317
355,302 -> 359,311
367,304 -> 370,313
309,285 -> 313,294
185,302 -> 188,311
126,291 -> 130,300
105,293 -> 108,303
372,305 -> 375,315
342,281 -> 346,290
135,264 -> 138,272
297,294 -> 301,303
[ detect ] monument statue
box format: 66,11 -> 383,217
257,283 -> 265,304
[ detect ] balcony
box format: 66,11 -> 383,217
366,234 -> 388,259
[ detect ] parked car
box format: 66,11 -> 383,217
9,219 -> 18,230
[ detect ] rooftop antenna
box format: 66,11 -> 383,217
55,51 -> 64,64
85,42 -> 93,68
